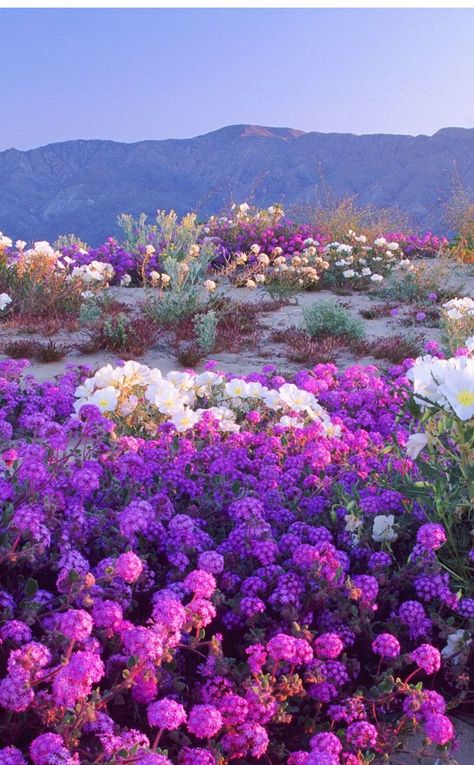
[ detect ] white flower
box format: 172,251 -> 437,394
345,514 -> 363,533
278,383 -> 316,412
405,432 -> 428,459
439,362 -> 474,420
372,514 -> 398,543
0,233 -> 13,248
443,297 -> 474,320
0,293 -> 12,311
120,274 -> 132,286
279,415 -> 304,428
224,379 -> 250,399
146,245 -> 156,255
171,407 -> 201,432
386,242 -> 399,251
147,380 -> 187,414
239,203 -> 250,213
33,240 -> 55,257
245,279 -> 256,289
81,290 -> 95,300
335,259 -> 347,267
343,269 -> 355,278
88,386 -> 119,413
361,267 -> 372,276
258,253 -> 270,266
373,237 -> 387,247
354,234 -> 367,243
370,274 -> 383,282
337,244 -> 353,255
441,630 -> 471,664
203,279 -> 217,292
255,274 -> 266,283
15,240 -> 26,250
250,243 -> 261,254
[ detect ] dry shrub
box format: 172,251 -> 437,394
357,333 -> 425,365
271,327 -> 344,364
3,339 -> 69,362
174,342 -> 204,368
79,314 -> 157,357
292,191 -> 409,241
360,303 -> 398,320
445,178 -> 474,262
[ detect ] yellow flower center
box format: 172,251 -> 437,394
456,389 -> 474,406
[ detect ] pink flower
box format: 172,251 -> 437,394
115,551 -> 144,583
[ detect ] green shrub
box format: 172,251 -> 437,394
194,310 -> 217,354
303,300 -> 364,341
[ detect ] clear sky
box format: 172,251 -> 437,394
2,8 -> 474,151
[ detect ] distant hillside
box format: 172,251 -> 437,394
1,124 -> 474,244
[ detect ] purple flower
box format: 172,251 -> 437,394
346,721 -> 377,749
371,633 -> 401,660
147,698 -> 187,729
187,705 -> 223,738
424,713 -> 454,745
410,644 -> 441,675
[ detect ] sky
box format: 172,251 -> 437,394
2,8 -> 474,151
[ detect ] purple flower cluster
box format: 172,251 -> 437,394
0,357 -> 469,764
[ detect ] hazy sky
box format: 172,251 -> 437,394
2,8 -> 474,151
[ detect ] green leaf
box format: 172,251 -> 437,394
24,578 -> 38,597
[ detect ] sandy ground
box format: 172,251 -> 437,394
389,717 -> 474,765
0,284 -> 452,381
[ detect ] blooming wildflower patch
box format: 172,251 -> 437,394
0,354 -> 472,765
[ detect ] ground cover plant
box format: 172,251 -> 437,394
0,349 -> 472,765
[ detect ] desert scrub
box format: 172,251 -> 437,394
193,310 -> 217,354
80,313 -> 157,356
271,326 -> 343,364
3,338 -> 69,362
304,300 -> 365,341
377,258 -> 460,304
358,332 -> 425,364
144,240 -> 218,326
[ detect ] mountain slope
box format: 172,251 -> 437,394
1,124 -> 473,243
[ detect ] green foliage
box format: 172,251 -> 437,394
53,233 -> 89,250
194,310 -> 217,353
303,300 -> 365,341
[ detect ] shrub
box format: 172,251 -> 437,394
358,332 -> 425,365
193,310 -> 217,354
304,300 -> 365,341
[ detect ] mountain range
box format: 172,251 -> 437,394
1,124 -> 474,244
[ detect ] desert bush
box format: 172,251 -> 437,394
377,259 -> 459,305
3,338 -> 69,362
358,332 -> 425,365
271,326 -> 343,364
80,313 -> 157,357
193,310 -> 217,354
307,192 -> 409,241
304,300 -> 365,341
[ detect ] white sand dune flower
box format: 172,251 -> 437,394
88,386 -> 120,413
439,363 -> 474,420
405,432 -> 428,459
372,515 -> 397,542
171,407 -> 201,432
0,293 -> 12,311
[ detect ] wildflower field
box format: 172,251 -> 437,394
0,204 -> 473,765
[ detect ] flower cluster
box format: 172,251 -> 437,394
0,355 -> 471,764
73,360 -> 339,435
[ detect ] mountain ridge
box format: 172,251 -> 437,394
1,123 -> 473,243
